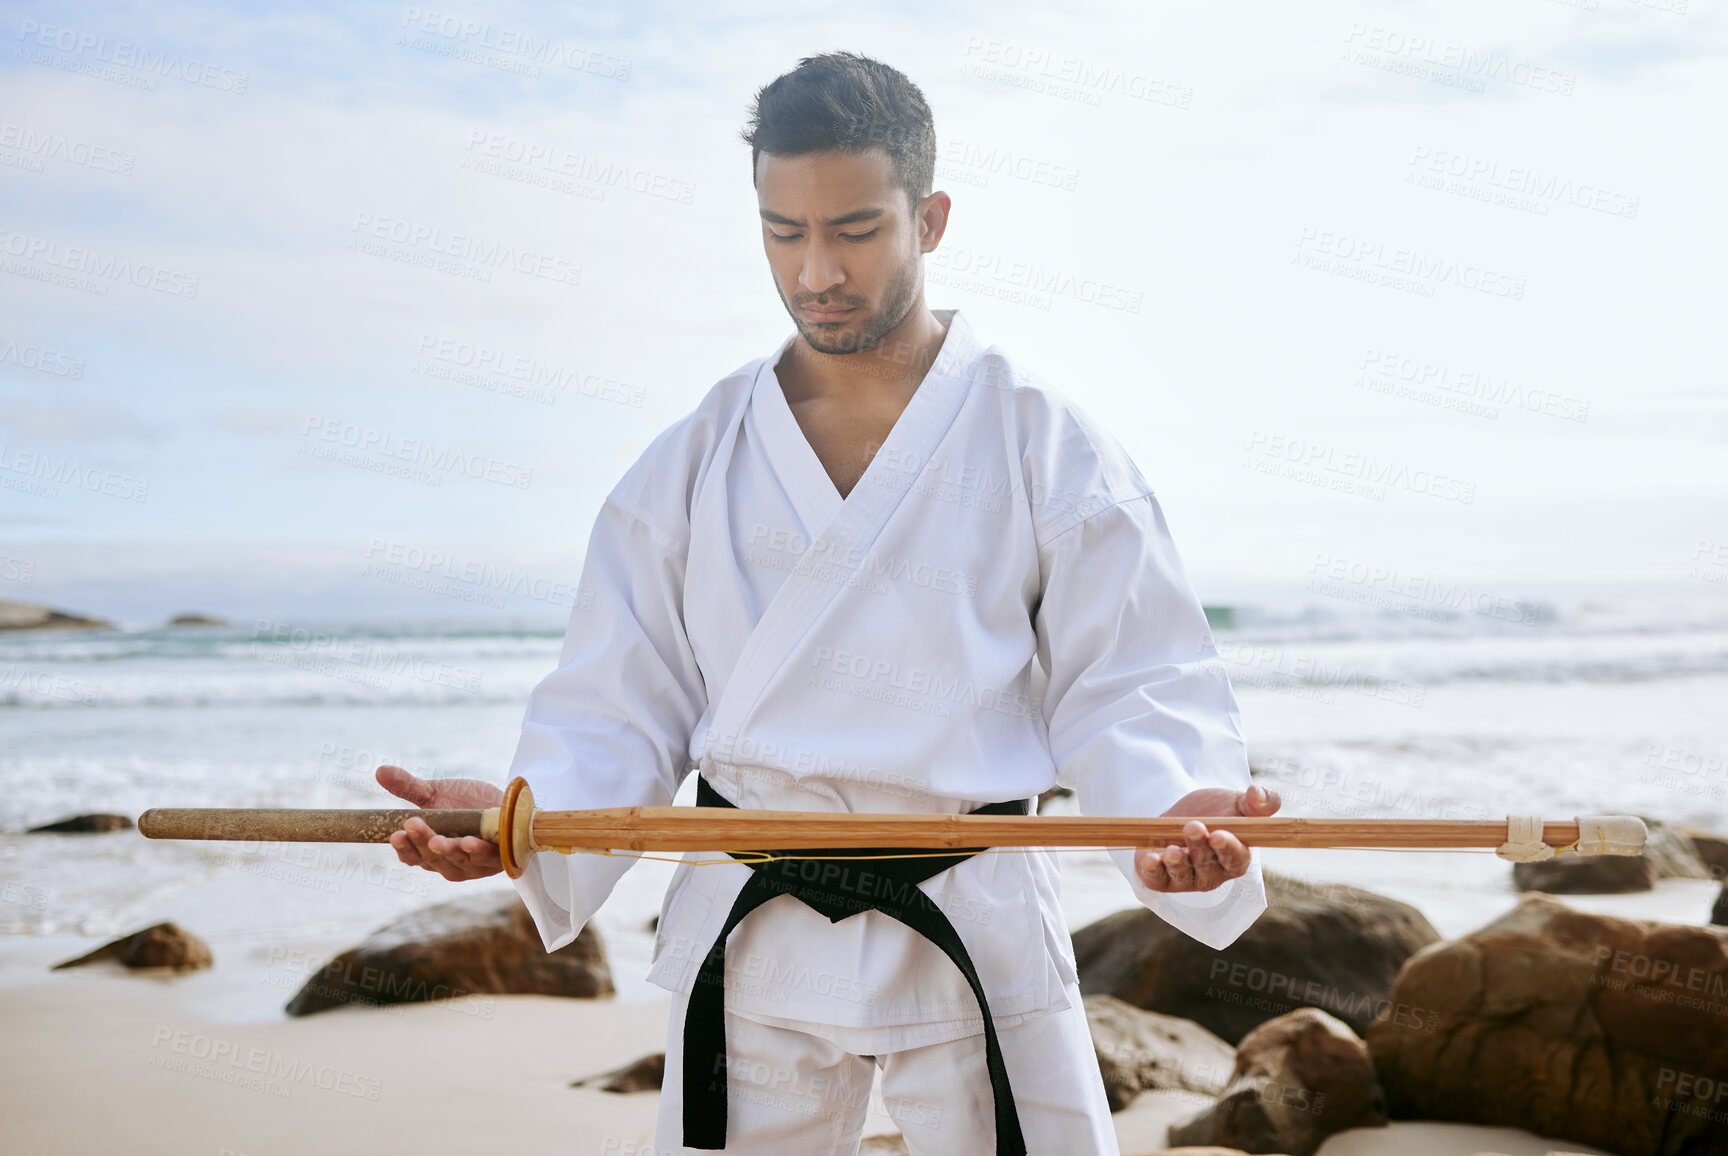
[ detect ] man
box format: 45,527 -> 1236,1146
380,51 -> 1280,1156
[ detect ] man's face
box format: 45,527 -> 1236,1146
755,147 -> 934,356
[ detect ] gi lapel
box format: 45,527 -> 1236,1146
697,309 -> 986,776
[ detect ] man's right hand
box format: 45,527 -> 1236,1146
376,764 -> 506,881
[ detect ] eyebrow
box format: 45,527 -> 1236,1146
759,207 -> 886,228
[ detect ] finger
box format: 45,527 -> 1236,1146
388,829 -> 424,868
1135,847 -> 1170,892
1207,829 -> 1252,877
1238,784 -> 1281,816
376,764 -> 432,807
1162,843 -> 1195,890
1183,820 -> 1222,882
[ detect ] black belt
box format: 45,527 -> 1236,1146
682,776 -> 1029,1155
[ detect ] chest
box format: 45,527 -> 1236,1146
786,395 -> 909,500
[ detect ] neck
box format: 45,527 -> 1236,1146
778,301 -> 949,405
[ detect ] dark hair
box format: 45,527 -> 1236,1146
741,51 -> 935,210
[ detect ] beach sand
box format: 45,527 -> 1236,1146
4,879 -> 1700,1156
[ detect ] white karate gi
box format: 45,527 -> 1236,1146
506,308 -> 1266,1152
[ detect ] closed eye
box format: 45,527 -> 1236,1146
841,230 -> 878,243
768,232 -> 801,243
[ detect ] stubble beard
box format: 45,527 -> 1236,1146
784,251 -> 921,358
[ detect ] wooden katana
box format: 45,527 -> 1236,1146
136,777 -> 1649,879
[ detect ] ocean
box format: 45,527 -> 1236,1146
3,586 -> 1724,1009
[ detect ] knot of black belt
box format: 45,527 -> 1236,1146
682,775 -> 1030,1155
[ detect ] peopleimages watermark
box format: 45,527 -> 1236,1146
0,552 -> 37,584
1406,146 -> 1638,220
1206,956 -> 1442,1034
0,444 -> 150,503
1342,24 -> 1576,97
1307,552 -> 1552,627
936,137 -> 1080,192
958,37 -> 1192,110
1243,431 -> 1477,505
1356,348 -> 1589,424
1638,742 -> 1728,806
16,20 -> 250,93
1252,753 -> 1494,821
808,643 -> 1040,722
300,413 -> 533,490
347,211 -> 580,289
0,122 -> 135,177
147,1027 -> 382,1099
411,333 -> 644,408
246,619 -> 484,694
0,227 -> 200,298
362,536 -> 588,610
398,8 -> 631,80
1691,539 -> 1728,587
461,131 -> 695,204
0,332 -> 85,379
928,245 -> 1142,314
1292,227 -> 1526,302
1212,641 -> 1427,709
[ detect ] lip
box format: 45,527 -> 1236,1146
801,305 -> 856,322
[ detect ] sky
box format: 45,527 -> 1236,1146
1,0 -> 1725,624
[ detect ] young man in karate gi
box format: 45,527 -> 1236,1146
380,51 -> 1281,1156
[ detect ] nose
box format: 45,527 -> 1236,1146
798,238 -> 844,298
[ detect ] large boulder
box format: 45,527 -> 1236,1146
285,890 -> 612,1015
1712,885 -> 1726,928
1366,893 -> 1728,1156
1512,818 -> 1711,894
1074,870 -> 1440,1044
28,813 -> 133,833
1167,1008 -> 1386,1156
1084,993 -> 1235,1112
53,922 -> 211,972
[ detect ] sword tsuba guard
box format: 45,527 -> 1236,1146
492,777 -> 538,879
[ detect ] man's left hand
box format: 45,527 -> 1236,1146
1133,784 -> 1281,893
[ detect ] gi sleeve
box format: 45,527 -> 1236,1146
1033,492 -> 1268,951
506,498 -> 707,953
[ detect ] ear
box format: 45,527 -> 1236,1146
916,190 -> 952,253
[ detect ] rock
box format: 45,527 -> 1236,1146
166,613 -> 227,627
28,813 -> 133,833
1685,829 -> 1728,881
1167,1008 -> 1386,1156
53,922 -> 212,972
1365,893 -> 1728,1156
1085,993 -> 1235,1112
284,890 -> 613,1015
1712,884 -> 1726,927
0,599 -> 113,633
1074,869 -> 1440,1044
572,1051 -> 664,1093
1512,818 -> 1711,894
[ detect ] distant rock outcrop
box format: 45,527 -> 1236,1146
0,599 -> 113,632
28,813 -> 133,833
1074,870 -> 1440,1044
166,613 -> 228,627
1366,893 -> 1728,1156
1512,817 -> 1711,894
285,889 -> 613,1016
52,923 -> 212,972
